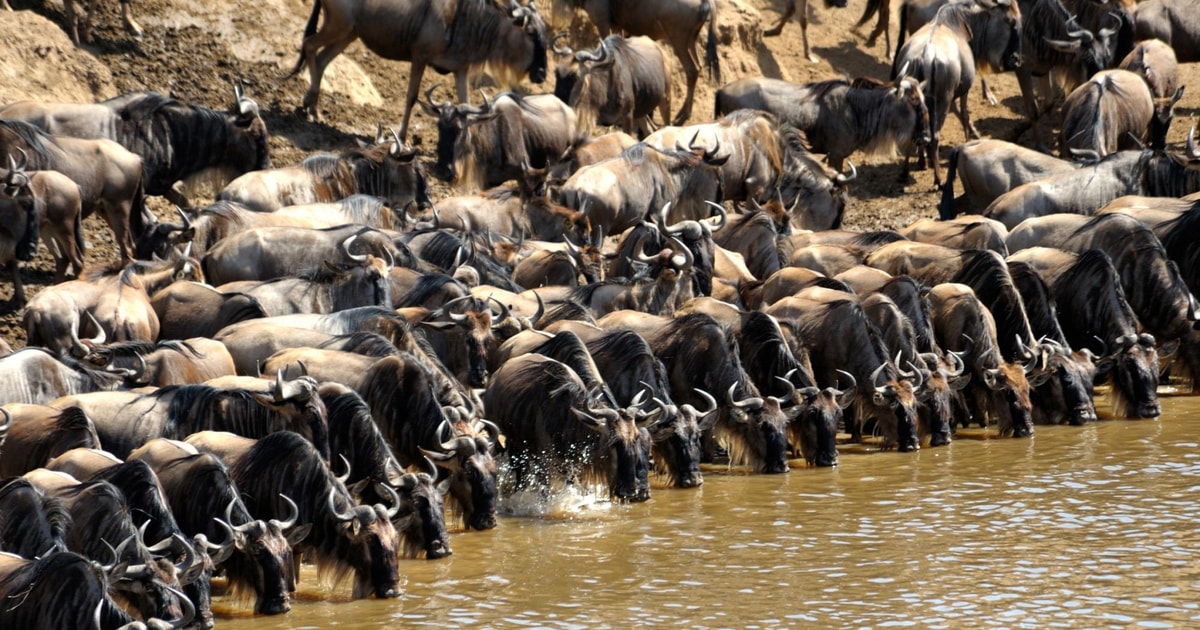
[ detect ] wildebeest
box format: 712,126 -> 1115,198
551,34 -> 670,136
938,138 -> 1075,217
201,227 -> 397,286
0,404 -> 99,476
560,140 -> 727,236
136,202 -> 331,261
0,120 -> 146,260
553,0 -> 717,125
151,281 -> 269,341
217,255 -> 393,317
484,354 -> 656,501
714,73 -> 931,173
291,0 -> 548,141
217,135 -> 429,213
422,88 -> 576,190
128,438 -> 304,616
24,254 -> 202,356
0,157 -> 84,305
48,374 -> 328,460
0,551 -> 186,630
1134,0 -> 1200,62
1,88 -> 271,209
0,349 -> 122,406
80,338 -> 237,388
1119,38 -> 1180,99
1009,248 -> 1160,417
1058,69 -> 1182,157
891,0 -> 1023,186
192,430 -> 402,599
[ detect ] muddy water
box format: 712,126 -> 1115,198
216,394 -> 1200,628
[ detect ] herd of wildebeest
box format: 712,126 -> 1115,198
2,0 -> 1200,625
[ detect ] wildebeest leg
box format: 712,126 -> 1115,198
120,0 -> 143,38
398,62 -> 429,142
798,0 -> 819,62
97,202 -> 134,263
980,78 -> 997,106
955,96 -> 979,140
298,15 -> 356,123
8,260 -> 24,306
764,0 -> 796,36
64,0 -> 82,43
672,44 -> 700,125
1,0 -> 11,10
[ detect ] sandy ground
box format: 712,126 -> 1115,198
0,0 -> 1195,346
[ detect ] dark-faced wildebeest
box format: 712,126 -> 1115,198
551,33 -> 671,137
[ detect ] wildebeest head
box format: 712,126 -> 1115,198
386,461 -> 452,559
427,295 -> 502,387
1098,333 -> 1161,418
1150,86 -> 1186,150
916,352 -> 966,447
777,127 -> 851,230
228,83 -> 272,173
722,381 -> 792,474
786,370 -> 854,467
325,487 -> 401,599
648,388 -> 715,489
654,201 -> 724,296
420,420 -> 500,531
980,356 -> 1035,437
423,86 -> 494,184
504,1 -> 549,84
1043,10 -> 1120,77
205,496 -> 307,615
1031,340 -> 1098,425
970,0 -> 1023,72
0,149 -> 38,262
889,68 -> 933,150
571,393 -> 656,502
869,359 -> 922,452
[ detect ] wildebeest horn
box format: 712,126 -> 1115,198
0,407 -> 9,436
85,311 -> 106,345
681,387 -> 718,420
870,362 -> 888,393
530,291 -> 545,327
341,234 -> 368,262
772,374 -> 797,404
375,482 -> 401,519
945,350 -> 966,377
834,369 -> 857,409
487,295 -> 511,322
726,382 -> 764,409
196,531 -> 234,565
387,127 -> 403,156
424,83 -> 451,111
1188,126 -> 1200,160
5,152 -> 16,175
327,488 -> 355,523
421,454 -> 439,479
666,236 -> 694,271
703,200 -> 727,230
550,32 -> 573,56
164,584 -> 196,629
437,419 -> 459,451
1098,11 -> 1121,38
563,235 -> 580,256
334,453 -> 352,484
894,59 -> 911,81
1068,147 -> 1101,164
272,369 -> 286,402
905,360 -> 924,391
836,161 -> 857,184
271,494 -> 300,530
174,206 -> 193,230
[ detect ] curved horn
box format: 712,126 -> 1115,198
834,368 -> 857,408
334,453 -> 352,484
905,360 -> 925,391
376,482 -> 401,519
341,234 -> 368,263
487,296 -> 511,322
945,350 -> 966,377
165,584 -> 196,629
772,374 -> 797,404
688,388 -> 718,416
666,235 -> 694,271
437,419 -> 459,452
85,311 -> 106,345
836,161 -> 857,184
421,455 -> 439,479
271,494 -> 300,530
870,361 -> 888,392
550,32 -> 573,56
424,83 -> 451,111
327,488 -> 355,523
272,369 -> 286,402
1188,127 -> 1200,160
477,418 -> 502,446
727,382 -> 764,409
531,291 -> 545,326
1098,11 -> 1121,38
703,200 -> 727,230
563,235 -> 580,256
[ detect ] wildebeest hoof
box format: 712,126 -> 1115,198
763,27 -> 783,37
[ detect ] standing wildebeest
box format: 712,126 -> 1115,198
1135,0 -> 1200,62
1,87 -> 271,209
1058,69 -> 1183,157
193,430 -> 402,599
48,374 -> 328,460
551,34 -> 671,137
0,120 -> 146,261
553,0 -> 717,125
128,438 -> 305,616
1119,38 -> 1180,99
939,139 -> 1075,217
891,0 -> 1023,186
422,88 -> 577,188
714,72 -> 931,173
291,0 -> 548,140
0,155 -> 85,305
0,404 -> 99,477
217,135 -> 429,213
484,354 -> 657,501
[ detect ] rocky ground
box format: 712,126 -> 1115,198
0,0 -> 1196,346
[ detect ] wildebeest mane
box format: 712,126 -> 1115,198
0,477 -> 71,558
812,276 -> 854,293
0,120 -> 57,170
1157,203 -> 1200,295
396,274 -> 467,308
316,332 -> 400,358
56,480 -> 141,565
586,329 -> 669,403
91,461 -> 180,545
335,194 -> 391,225
536,299 -> 597,326
952,250 -> 1033,361
320,383 -> 399,490
229,431 -> 358,589
360,353 -> 448,464
739,311 -> 813,392
533,330 -> 615,405
1007,261 -> 1069,346
1053,249 -> 1136,351
878,275 -> 937,354
413,230 -> 466,271
0,551 -> 138,630
301,153 -> 357,201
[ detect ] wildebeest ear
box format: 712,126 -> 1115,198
285,523 -> 312,546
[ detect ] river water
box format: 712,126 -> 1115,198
216,393 -> 1200,628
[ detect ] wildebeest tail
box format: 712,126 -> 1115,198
939,145 -> 959,220
857,0 -> 881,28
72,208 -> 85,260
128,176 -> 151,245
289,0 -> 323,77
16,196 -> 41,262
703,0 -> 720,83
